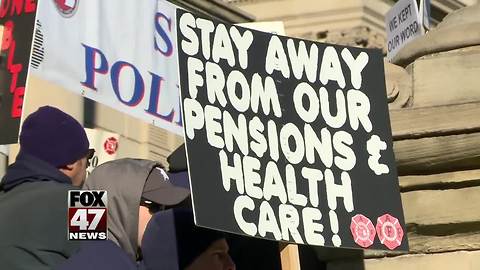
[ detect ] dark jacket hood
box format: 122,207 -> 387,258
1,151 -> 71,191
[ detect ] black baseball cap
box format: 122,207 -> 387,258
167,144 -> 187,172
142,167 -> 190,206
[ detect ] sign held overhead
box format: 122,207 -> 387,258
177,9 -> 408,251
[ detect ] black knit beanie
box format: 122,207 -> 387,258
19,106 -> 89,167
173,209 -> 225,269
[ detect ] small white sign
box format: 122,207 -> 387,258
84,128 -> 120,176
385,0 -> 422,60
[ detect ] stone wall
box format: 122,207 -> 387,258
328,45 -> 480,270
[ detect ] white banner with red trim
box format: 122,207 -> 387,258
31,0 -> 183,135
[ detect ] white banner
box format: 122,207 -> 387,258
32,0 -> 183,135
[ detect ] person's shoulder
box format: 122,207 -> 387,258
12,179 -> 74,190
9,181 -> 77,207
41,182 -> 79,207
56,240 -> 137,270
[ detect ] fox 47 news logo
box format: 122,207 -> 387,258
68,190 -> 107,240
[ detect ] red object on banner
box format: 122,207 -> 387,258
350,214 -> 376,248
11,87 -> 24,118
376,214 -> 404,250
103,137 -> 118,155
55,0 -> 78,14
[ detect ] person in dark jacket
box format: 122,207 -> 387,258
56,240 -> 138,270
0,106 -> 94,270
82,159 -> 190,261
140,209 -> 236,270
55,158 -> 191,270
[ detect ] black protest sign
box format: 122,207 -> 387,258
176,9 -> 408,251
0,1 -> 37,144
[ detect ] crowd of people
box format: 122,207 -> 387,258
0,106 -> 238,270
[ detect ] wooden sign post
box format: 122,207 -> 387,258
280,243 -> 301,270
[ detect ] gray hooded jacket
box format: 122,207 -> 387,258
83,158 -> 160,260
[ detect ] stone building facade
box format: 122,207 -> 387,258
359,4 -> 480,269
